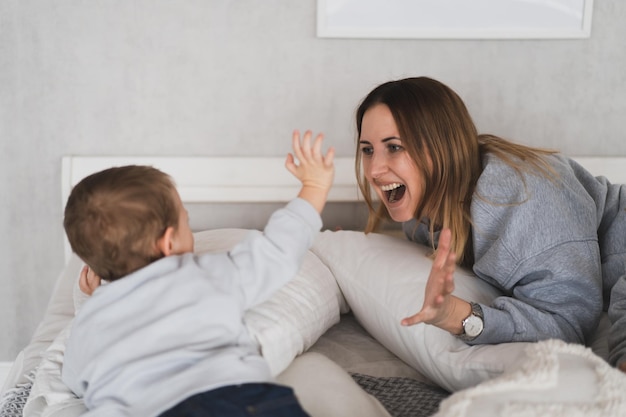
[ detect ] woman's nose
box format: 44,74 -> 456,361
368,153 -> 388,179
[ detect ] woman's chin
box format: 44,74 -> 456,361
386,206 -> 414,223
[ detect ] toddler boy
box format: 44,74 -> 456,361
61,131 -> 334,417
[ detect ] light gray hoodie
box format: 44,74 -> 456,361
62,198 -> 322,417
404,153 -> 626,367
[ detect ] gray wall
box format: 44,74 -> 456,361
1,1 -> 625,361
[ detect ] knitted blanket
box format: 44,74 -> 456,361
0,379 -> 32,417
434,340 -> 626,417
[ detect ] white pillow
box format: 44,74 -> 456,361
1,255 -> 83,394
311,230 -> 533,392
276,352 -> 392,417
23,322 -> 86,417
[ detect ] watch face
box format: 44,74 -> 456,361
464,315 -> 484,338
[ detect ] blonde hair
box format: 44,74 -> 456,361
355,77 -> 556,266
63,165 -> 179,281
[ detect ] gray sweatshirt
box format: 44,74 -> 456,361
404,153 -> 626,367
62,198 -> 322,417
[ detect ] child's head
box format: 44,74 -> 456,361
64,165 -> 194,282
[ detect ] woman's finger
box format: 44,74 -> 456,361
401,311 -> 426,327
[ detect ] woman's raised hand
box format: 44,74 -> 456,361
401,229 -> 468,333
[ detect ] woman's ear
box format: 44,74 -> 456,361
156,226 -> 175,257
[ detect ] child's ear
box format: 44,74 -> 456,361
78,265 -> 102,296
156,226 -> 175,257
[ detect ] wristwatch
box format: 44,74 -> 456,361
458,302 -> 484,342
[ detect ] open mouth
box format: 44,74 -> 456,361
380,183 -> 406,203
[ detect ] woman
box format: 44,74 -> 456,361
354,76 -> 626,371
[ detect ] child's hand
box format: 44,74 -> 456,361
285,130 -> 335,213
79,265 -> 102,296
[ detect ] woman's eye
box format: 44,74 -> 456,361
388,144 -> 403,153
360,147 -> 373,156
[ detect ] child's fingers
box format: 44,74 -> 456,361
311,133 -> 324,158
292,130 -> 304,162
300,130 -> 313,160
285,153 -> 297,175
292,130 -> 331,164
324,146 -> 335,167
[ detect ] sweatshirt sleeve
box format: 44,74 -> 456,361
609,275 -> 626,367
468,154 -> 604,345
471,241 -> 603,345
217,198 -> 322,309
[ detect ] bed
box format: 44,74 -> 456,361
2,155 -> 626,417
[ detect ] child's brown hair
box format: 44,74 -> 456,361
64,165 -> 180,281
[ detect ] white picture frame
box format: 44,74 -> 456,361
317,0 -> 594,39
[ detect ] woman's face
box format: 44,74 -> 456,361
359,103 -> 425,223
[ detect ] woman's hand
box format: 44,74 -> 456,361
401,229 -> 470,334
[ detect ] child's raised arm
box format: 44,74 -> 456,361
285,130 -> 335,214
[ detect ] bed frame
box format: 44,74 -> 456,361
61,155 -> 626,262
60,156 -> 360,262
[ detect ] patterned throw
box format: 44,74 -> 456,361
0,374 -> 449,417
0,381 -> 32,417
352,373 -> 449,417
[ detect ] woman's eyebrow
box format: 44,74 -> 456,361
359,136 -> 401,146
382,136 -> 401,142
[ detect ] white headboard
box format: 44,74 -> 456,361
61,156 -> 361,262
61,155 -> 626,263
61,156 -> 361,207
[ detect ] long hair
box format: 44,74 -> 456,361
355,77 -> 556,266
63,165 -> 179,281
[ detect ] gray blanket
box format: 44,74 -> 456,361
351,373 -> 448,417
0,376 -> 447,417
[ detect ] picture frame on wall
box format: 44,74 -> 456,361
317,0 -> 594,39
